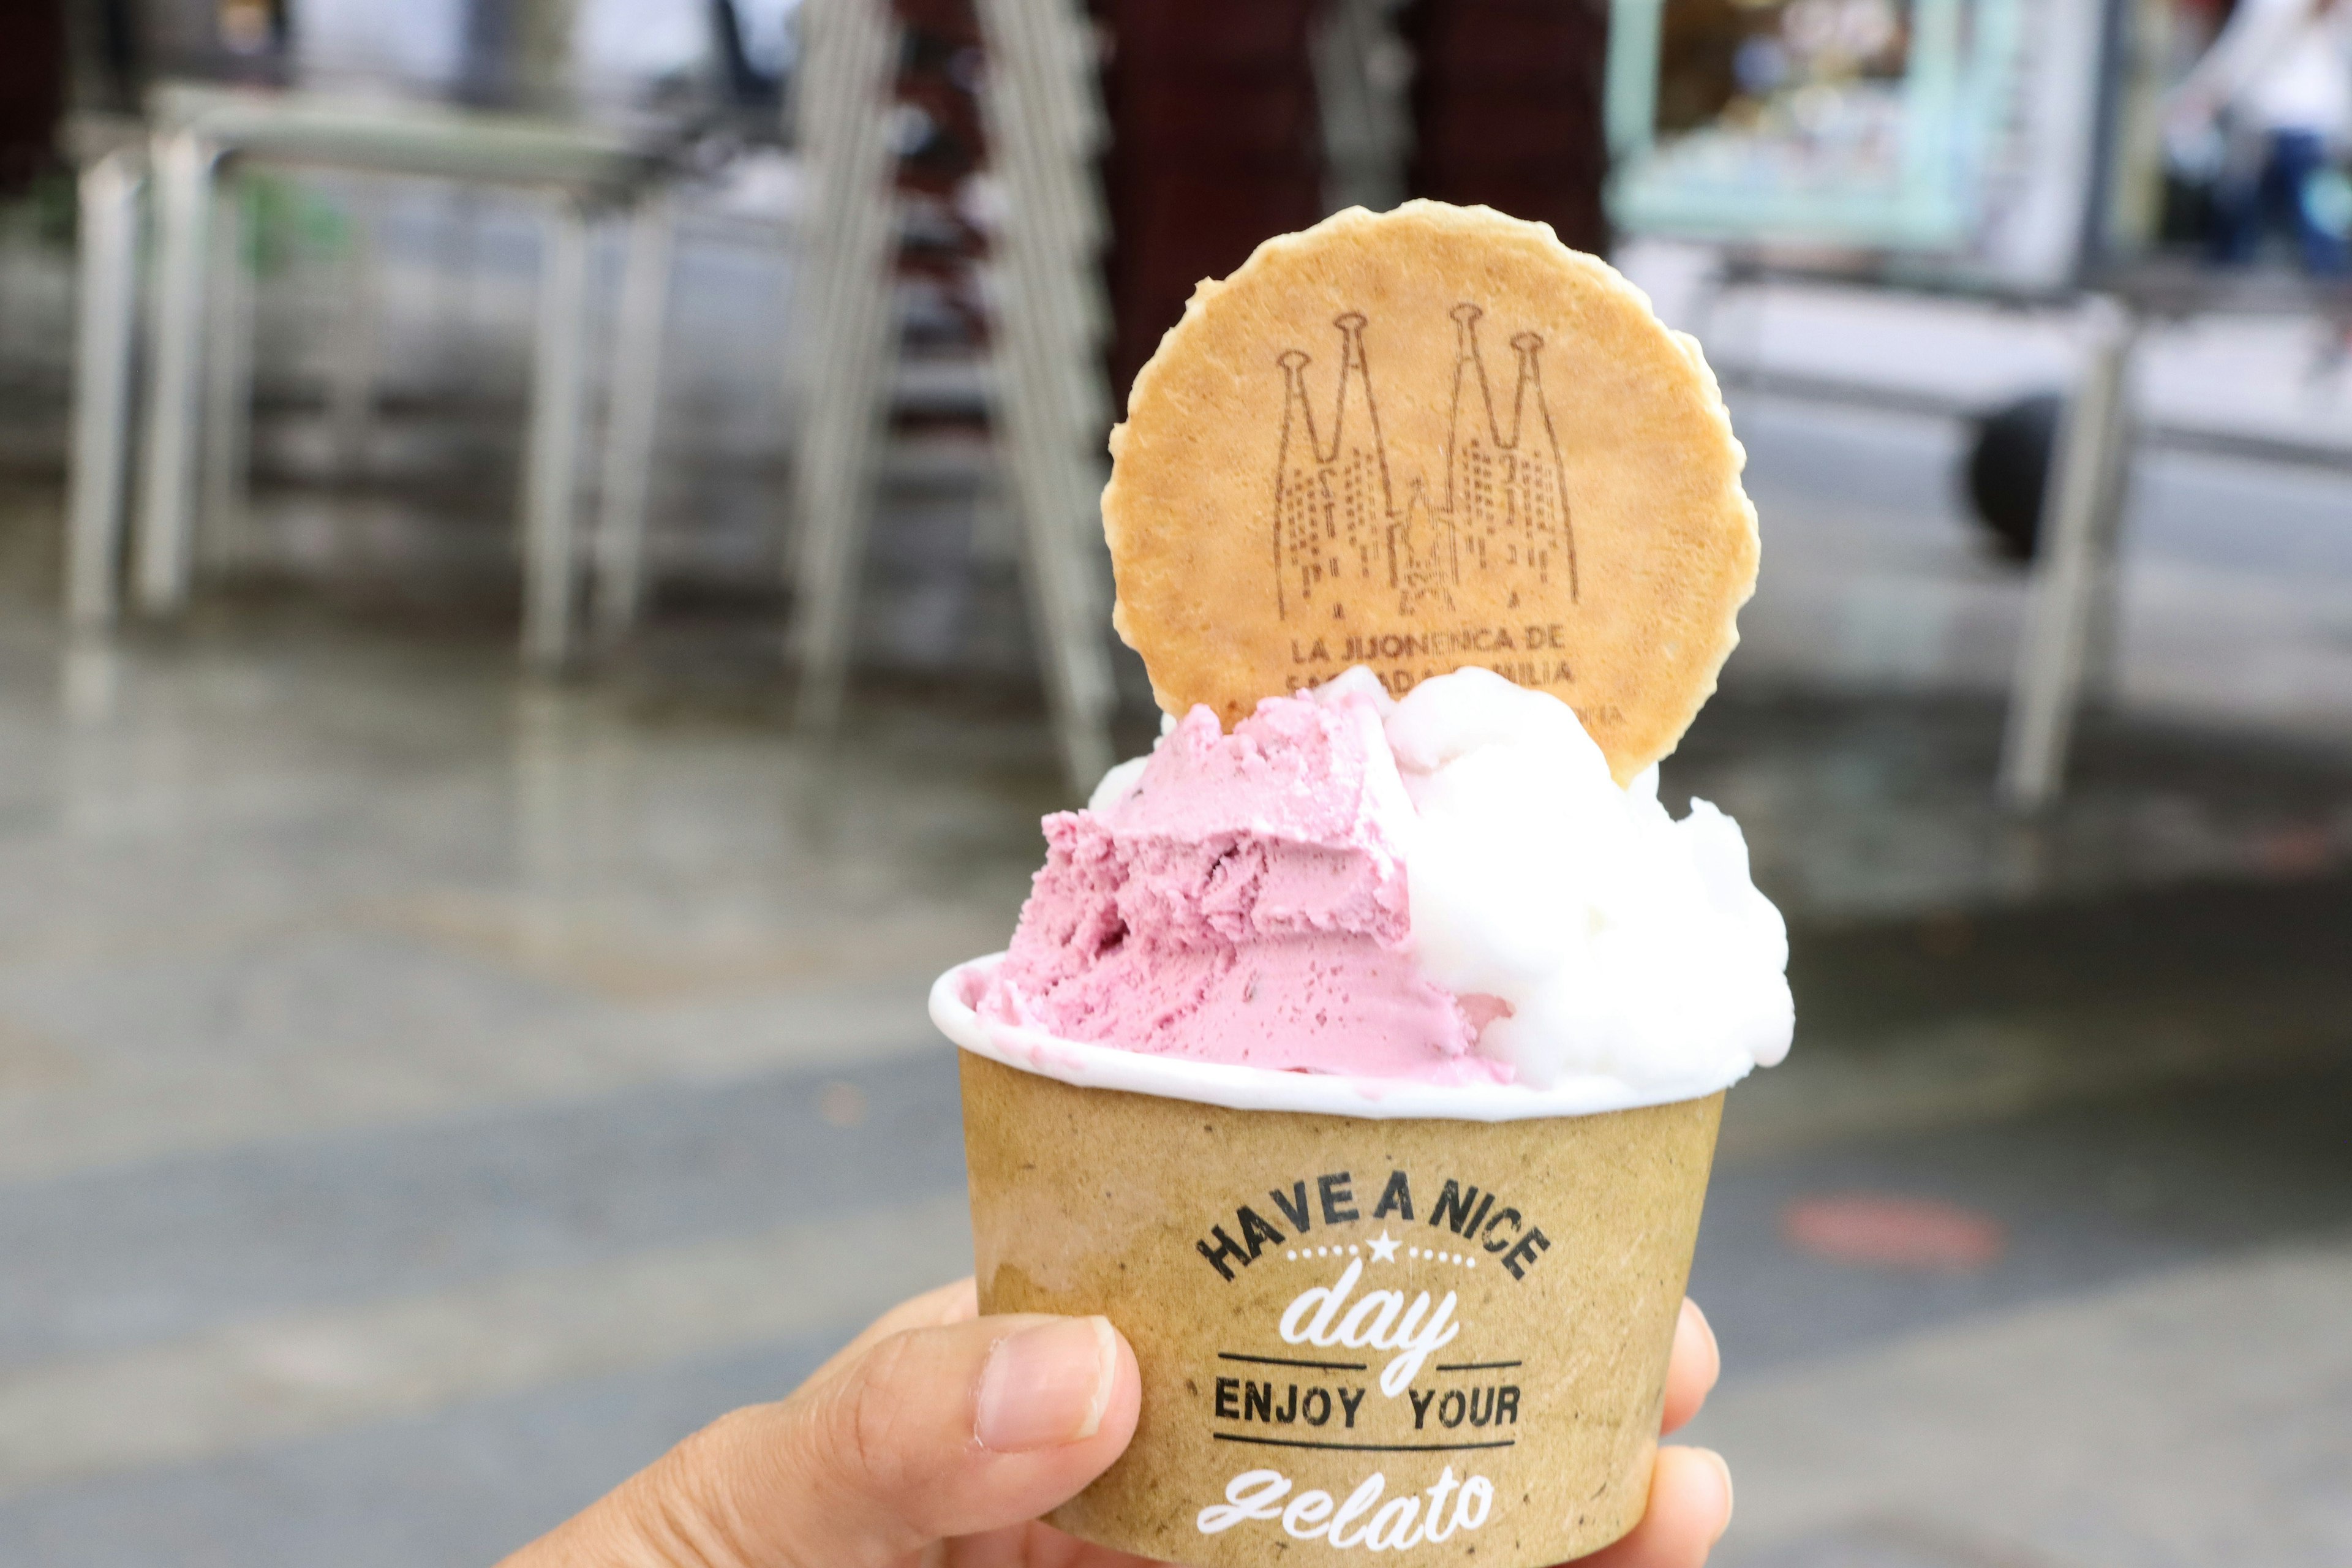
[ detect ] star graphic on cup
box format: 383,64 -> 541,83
1367,1228 -> 1402,1263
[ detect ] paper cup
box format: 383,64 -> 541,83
935,958 -> 1727,1568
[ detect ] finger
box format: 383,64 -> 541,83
808,1278 -> 982,1385
1569,1447 -> 1733,1568
1660,1299 -> 1721,1436
766,1312 -> 1141,1557
869,1276 -> 981,1335
944,1520 -> 1175,1568
511,1311 -> 1142,1568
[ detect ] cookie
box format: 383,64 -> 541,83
1102,200 -> 1758,784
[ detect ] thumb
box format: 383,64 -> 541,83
513,1312 -> 1141,1567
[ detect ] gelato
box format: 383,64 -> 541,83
979,665 -> 1792,1096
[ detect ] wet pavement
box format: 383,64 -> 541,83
0,369 -> 2349,1568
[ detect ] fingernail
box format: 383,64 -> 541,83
1685,1299 -> 1721,1369
1695,1447 -> 1734,1541
976,1317 -> 1118,1453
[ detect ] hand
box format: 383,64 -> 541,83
500,1280 -> 1732,1568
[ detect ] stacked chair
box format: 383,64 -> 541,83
785,0 -> 1611,794
787,0 -> 1118,791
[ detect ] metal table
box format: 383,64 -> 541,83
67,85 -> 687,669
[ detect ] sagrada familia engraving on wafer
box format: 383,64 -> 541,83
1104,200 -> 1757,780
1273,304 -> 1577,624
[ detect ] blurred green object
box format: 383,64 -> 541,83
240,172 -> 353,276
19,168 -> 78,249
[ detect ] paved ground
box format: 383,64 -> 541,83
1698,1235 -> 2352,1568
1,362 -> 2349,1567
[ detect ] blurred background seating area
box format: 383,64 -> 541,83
0,2 -> 2348,1564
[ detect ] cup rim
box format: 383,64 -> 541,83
932,955 -> 1749,1123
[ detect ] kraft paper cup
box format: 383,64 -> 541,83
934,957 -> 1728,1568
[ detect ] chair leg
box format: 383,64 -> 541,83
593,189 -> 676,642
786,0 -> 904,733
1998,296 -> 2141,812
1311,0 -> 1412,214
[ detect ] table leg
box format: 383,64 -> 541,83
66,149 -> 144,630
134,131 -> 217,615
199,166 -> 255,573
1998,296 -> 2141,812
326,186 -> 380,478
592,189 -> 675,641
521,197 -> 593,672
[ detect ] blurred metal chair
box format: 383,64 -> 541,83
786,0 -> 1115,791
66,84 -> 683,671
1997,265 -> 2352,811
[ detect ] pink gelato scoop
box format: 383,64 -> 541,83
978,681 -> 1511,1084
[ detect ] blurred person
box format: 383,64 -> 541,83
2170,0 -> 2352,275
499,1279 -> 1734,1567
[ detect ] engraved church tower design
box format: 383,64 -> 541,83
1273,305 -> 1577,621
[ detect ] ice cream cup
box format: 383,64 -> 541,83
934,956 -> 1728,1568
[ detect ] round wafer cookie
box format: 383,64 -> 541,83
1103,200 -> 1758,783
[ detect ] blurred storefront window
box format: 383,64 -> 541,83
1608,0 -> 2033,249
1607,0 -> 2124,286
